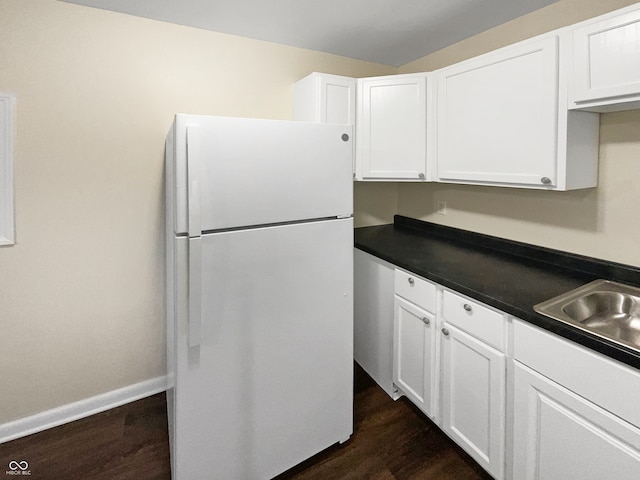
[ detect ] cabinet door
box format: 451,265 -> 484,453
393,296 -> 436,417
437,36 -> 558,187
573,9 -> 640,106
293,73 -> 357,174
319,75 -> 356,125
357,74 -> 429,181
513,362 -> 640,480
441,324 -> 506,480
293,73 -> 356,124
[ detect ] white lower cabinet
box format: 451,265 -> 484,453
392,270 -> 506,479
441,324 -> 506,480
513,320 -> 640,480
440,289 -> 507,480
513,362 -> 640,480
358,256 -> 640,480
393,269 -> 438,416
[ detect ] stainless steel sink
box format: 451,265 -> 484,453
534,279 -> 640,352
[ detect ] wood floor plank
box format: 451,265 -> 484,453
0,365 -> 494,479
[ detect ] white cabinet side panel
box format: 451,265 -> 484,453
354,249 -> 396,397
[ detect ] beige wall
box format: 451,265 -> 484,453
354,183 -> 398,227
389,0 -> 640,267
0,0 -> 393,424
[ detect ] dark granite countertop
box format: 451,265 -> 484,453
355,215 -> 640,370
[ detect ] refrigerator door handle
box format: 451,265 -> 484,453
187,125 -> 202,347
188,236 -> 202,347
186,125 -> 202,239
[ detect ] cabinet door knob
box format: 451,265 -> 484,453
418,172 -> 425,179
341,133 -> 350,141
408,278 -> 415,286
541,176 -> 552,185
442,328 -> 450,337
463,303 -> 472,313
422,317 -> 430,325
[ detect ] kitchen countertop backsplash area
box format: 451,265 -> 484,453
355,215 -> 640,369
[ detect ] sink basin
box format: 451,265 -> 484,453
534,280 -> 640,353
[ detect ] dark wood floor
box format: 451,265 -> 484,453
0,392 -> 171,480
0,365 -> 492,479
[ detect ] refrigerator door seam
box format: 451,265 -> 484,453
199,216 -> 349,235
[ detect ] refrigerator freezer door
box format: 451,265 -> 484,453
172,115 -> 353,234
171,218 -> 354,479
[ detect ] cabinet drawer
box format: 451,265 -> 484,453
394,269 -> 436,313
441,290 -> 505,351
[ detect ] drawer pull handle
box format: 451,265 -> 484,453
463,303 -> 472,313
442,328 -> 450,337
422,317 -> 430,325
408,278 -> 415,286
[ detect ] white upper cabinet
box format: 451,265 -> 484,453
293,72 -> 356,125
293,72 -> 431,181
292,4 -> 640,189
571,7 -> 640,111
436,36 -> 599,190
437,37 -> 557,187
356,73 -> 431,181
293,73 -> 357,174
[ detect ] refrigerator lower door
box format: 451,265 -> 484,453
171,218 -> 353,480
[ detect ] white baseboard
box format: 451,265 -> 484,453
0,376 -> 167,444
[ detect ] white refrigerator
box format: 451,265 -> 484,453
165,115 -> 354,479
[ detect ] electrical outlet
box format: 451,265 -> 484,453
436,200 -> 447,215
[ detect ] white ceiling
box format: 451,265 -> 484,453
61,0 -> 559,67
